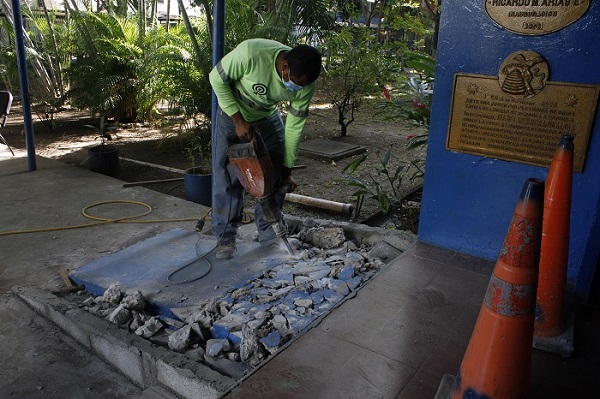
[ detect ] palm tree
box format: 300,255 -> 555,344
65,10 -> 143,122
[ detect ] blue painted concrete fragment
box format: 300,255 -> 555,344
259,331 -> 281,349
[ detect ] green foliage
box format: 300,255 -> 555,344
0,0 -> 436,136
65,11 -> 142,122
0,10 -> 65,103
375,51 -> 435,150
83,115 -> 117,145
321,27 -> 383,136
253,0 -> 334,45
138,23 -> 212,121
184,122 -> 212,169
386,1 -> 430,35
0,18 -> 18,93
64,10 -> 213,123
341,143 -> 420,228
221,0 -> 334,49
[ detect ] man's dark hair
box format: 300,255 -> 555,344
286,44 -> 322,83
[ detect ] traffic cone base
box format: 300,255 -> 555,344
532,312 -> 575,358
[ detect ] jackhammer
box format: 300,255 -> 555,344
227,133 -> 294,255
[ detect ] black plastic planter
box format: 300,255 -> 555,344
184,167 -> 212,207
88,144 -> 120,177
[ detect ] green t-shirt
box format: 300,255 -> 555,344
209,38 -> 315,168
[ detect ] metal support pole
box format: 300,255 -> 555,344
10,0 -> 36,171
211,0 -> 225,179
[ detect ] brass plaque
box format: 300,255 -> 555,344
446,52 -> 599,172
485,0 -> 590,35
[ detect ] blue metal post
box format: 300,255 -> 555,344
10,0 -> 36,171
211,0 -> 225,175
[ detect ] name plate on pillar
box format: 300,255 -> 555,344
485,0 -> 590,35
446,51 -> 599,172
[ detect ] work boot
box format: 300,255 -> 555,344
215,238 -> 236,259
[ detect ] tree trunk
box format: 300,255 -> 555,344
199,0 -> 212,43
166,0 -> 171,32
338,107 -> 347,137
0,0 -> 54,98
39,0 -> 64,98
176,0 -> 204,67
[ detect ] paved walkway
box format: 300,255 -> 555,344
1,150 -> 598,398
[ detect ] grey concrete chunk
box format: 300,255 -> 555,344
107,304 -> 131,325
185,346 -> 206,362
121,290 -> 145,311
203,354 -> 251,380
300,226 -> 346,249
135,316 -> 163,338
329,279 -> 350,296
206,338 -> 231,357
168,325 -> 193,352
240,325 -> 263,366
102,282 -> 122,304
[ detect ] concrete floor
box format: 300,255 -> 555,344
1,149 -> 599,398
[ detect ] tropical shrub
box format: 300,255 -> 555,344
376,50 -> 435,150
64,11 -> 142,122
341,143 -> 422,230
321,27 -> 382,136
138,22 -> 212,121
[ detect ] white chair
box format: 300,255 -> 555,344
0,91 -> 14,156
0,91 -> 15,156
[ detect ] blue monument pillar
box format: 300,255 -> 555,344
419,0 -> 600,301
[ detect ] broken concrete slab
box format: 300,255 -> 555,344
15,212 -> 419,398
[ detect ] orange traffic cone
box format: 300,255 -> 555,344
534,135 -> 574,339
450,178 -> 544,399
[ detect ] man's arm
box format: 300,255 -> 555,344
283,84 -> 315,168
209,42 -> 254,140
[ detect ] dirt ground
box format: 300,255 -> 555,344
3,95 -> 426,231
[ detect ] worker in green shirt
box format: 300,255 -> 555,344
208,38 -> 322,259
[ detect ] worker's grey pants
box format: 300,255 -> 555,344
211,107 -> 286,243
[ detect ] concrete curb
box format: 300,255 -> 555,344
12,286 -> 236,399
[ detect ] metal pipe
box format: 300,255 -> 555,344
285,193 -> 354,214
122,178 -> 184,188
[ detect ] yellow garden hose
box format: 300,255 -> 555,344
1,200 -> 255,285
0,200 -> 252,237
0,200 -> 207,236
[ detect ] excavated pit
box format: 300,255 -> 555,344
24,217 -> 416,398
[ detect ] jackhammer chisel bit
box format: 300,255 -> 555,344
259,194 -> 294,255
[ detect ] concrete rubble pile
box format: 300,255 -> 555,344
75,222 -> 390,379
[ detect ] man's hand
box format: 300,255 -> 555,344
231,112 -> 253,141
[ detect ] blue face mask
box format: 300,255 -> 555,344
281,69 -> 303,92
